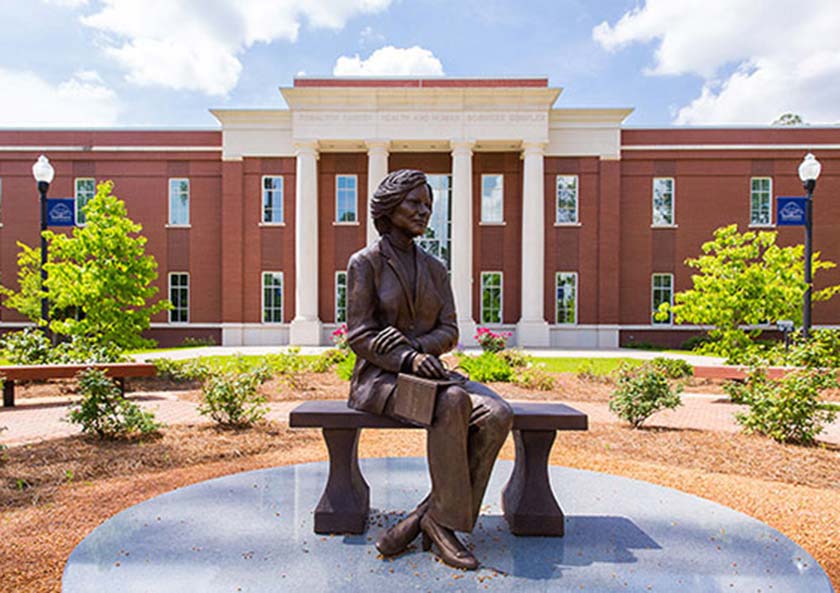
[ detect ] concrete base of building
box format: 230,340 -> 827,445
289,318 -> 323,346
516,319 -> 551,347
457,319 -> 478,347
221,324 -> 290,346
550,326 -> 620,349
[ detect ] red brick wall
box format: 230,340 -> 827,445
0,141 -> 222,329
473,152 -> 522,324
317,153 -> 368,322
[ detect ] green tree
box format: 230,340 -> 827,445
1,181 -> 169,355
772,113 -> 805,126
658,225 -> 840,360
43,181 -> 170,351
0,242 -> 43,324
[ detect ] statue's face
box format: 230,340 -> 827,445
389,184 -> 432,238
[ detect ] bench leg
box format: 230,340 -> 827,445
501,429 -> 564,536
314,428 -> 370,535
3,381 -> 14,408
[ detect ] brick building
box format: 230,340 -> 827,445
1,77 -> 838,347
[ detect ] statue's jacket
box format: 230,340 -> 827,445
346,236 -> 459,415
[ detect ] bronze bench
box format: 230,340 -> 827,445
1,363 -> 158,407
289,400 -> 588,537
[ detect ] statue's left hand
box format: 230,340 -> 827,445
371,326 -> 411,354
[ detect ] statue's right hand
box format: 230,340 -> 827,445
371,326 -> 410,355
411,353 -> 448,379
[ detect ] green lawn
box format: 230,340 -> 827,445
530,357 -> 643,375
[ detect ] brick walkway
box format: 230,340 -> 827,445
2,391 -> 837,448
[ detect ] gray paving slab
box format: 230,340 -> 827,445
62,458 -> 832,593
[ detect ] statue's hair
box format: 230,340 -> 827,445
371,169 -> 432,235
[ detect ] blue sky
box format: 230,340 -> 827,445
1,0 -> 839,128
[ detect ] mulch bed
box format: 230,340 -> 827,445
2,416 -> 839,592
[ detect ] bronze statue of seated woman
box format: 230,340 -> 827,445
345,169 -> 513,570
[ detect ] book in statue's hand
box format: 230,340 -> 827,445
393,372 -> 466,428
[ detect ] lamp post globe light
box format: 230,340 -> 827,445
31,154 -> 54,331
798,152 -> 821,339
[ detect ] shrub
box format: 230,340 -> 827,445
609,365 -> 683,428
498,348 -> 529,368
680,334 -> 711,351
66,368 -> 163,438
153,358 -> 211,382
474,327 -> 512,354
649,357 -> 694,380
0,426 -> 7,459
53,336 -> 126,364
734,368 -> 838,445
309,348 -> 350,373
336,351 -> 356,380
181,336 -> 216,347
198,366 -> 270,427
457,352 -> 514,382
265,348 -> 309,390
331,324 -> 349,350
1,328 -> 53,365
622,341 -> 661,351
576,360 -> 614,384
512,363 -> 556,391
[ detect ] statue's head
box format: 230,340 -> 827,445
371,169 -> 433,237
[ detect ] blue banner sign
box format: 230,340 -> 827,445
46,198 -> 76,226
776,197 -> 807,226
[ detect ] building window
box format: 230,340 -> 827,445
75,178 -> 95,225
336,175 -> 358,222
652,273 -> 673,324
480,174 -> 504,223
168,273 -> 189,323
262,272 -> 284,323
480,272 -> 503,324
417,174 -> 452,269
169,178 -> 190,225
750,177 -> 772,226
652,177 -> 674,226
335,271 -> 347,323
556,175 -> 578,223
555,272 -> 577,324
262,176 -> 283,223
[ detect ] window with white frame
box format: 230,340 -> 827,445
480,272 -> 503,324
556,175 -> 578,223
168,178 -> 190,225
480,174 -> 504,223
417,174 -> 452,269
335,271 -> 347,323
75,178 -> 95,225
336,175 -> 358,222
750,177 -> 772,226
555,272 -> 577,324
652,177 -> 674,226
262,176 -> 283,223
168,273 -> 189,323
262,272 -> 284,323
651,273 -> 673,324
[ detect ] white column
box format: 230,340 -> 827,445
366,140 -> 389,245
517,141 -> 550,347
451,140 -> 477,345
290,141 -> 321,345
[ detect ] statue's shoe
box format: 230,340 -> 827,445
375,509 -> 423,556
420,514 -> 479,571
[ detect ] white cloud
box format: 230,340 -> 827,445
593,0 -> 840,124
78,0 -> 393,96
42,0 -> 89,7
333,46 -> 444,76
359,25 -> 385,46
0,68 -> 119,126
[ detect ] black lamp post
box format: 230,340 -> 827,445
31,155 -> 55,331
797,152 -> 822,339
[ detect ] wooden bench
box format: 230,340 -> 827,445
0,363 -> 158,407
693,365 -> 791,381
289,400 -> 588,537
